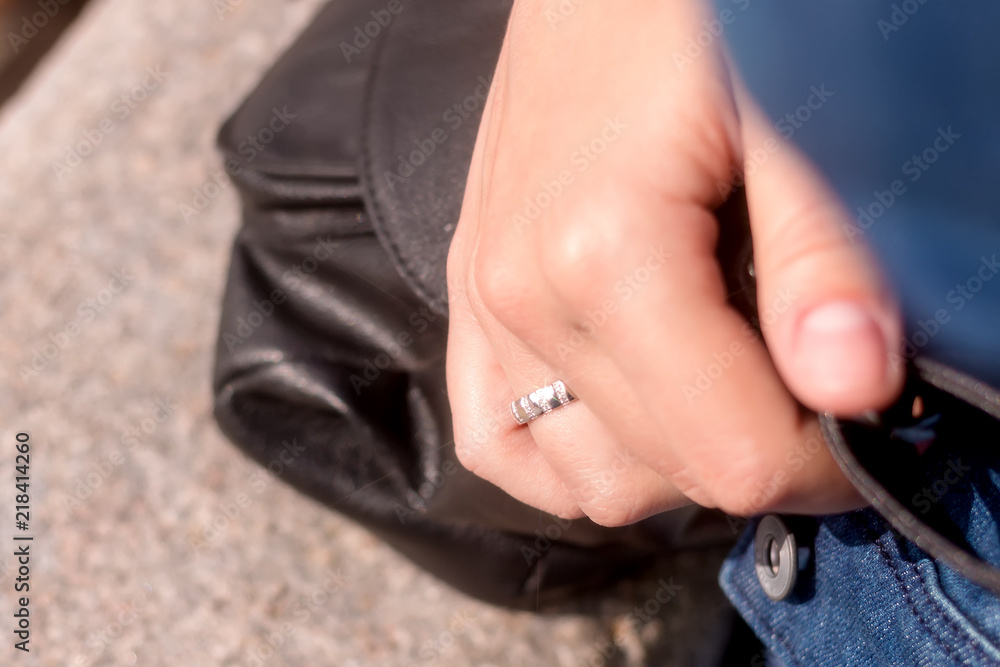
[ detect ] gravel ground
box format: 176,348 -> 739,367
0,1 -> 736,665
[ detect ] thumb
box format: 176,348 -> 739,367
740,102 -> 905,415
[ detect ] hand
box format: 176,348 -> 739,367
445,0 -> 904,524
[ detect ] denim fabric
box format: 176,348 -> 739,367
721,390 -> 1000,664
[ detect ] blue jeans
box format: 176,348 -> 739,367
714,2 -> 1000,664
722,460 -> 1000,665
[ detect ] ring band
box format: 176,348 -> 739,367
510,380 -> 577,425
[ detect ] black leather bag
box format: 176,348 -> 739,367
212,0 -> 1000,610
211,0 -> 736,610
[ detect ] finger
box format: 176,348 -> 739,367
444,56 -> 584,519
445,281 -> 585,520
531,179 -> 863,516
468,141 -> 701,522
740,98 -> 905,414
470,301 -> 693,526
445,53 -> 585,519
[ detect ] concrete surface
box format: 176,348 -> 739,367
0,1 -> 735,665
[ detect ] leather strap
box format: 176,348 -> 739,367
821,357 -> 1000,595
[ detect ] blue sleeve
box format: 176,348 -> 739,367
712,0 -> 1000,385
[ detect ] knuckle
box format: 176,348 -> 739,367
472,243 -> 538,321
551,505 -> 588,522
700,448 -> 782,516
538,211 -> 631,307
578,500 -> 644,528
710,487 -> 759,518
453,440 -> 484,478
453,421 -> 497,477
665,471 -> 716,509
573,468 -> 651,527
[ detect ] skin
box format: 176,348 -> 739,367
446,0 -> 905,525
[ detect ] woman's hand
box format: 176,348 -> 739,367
446,0 -> 904,524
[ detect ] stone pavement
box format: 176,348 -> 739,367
0,1 -> 735,664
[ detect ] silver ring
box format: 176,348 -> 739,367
510,380 -> 577,425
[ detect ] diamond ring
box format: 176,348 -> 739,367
510,380 -> 577,425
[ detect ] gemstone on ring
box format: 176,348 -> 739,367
511,380 -> 577,425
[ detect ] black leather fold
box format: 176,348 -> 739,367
360,0 -> 512,313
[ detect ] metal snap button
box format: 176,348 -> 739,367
754,515 -> 798,601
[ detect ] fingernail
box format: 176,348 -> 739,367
794,301 -> 888,396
